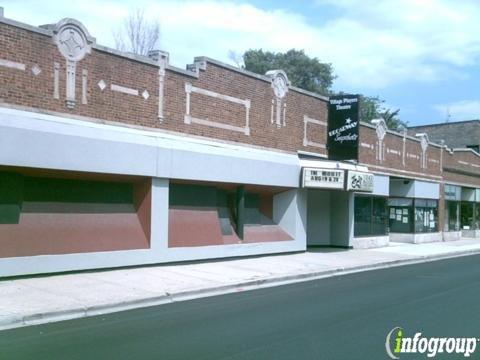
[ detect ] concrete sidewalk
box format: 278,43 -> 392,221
2,239 -> 480,331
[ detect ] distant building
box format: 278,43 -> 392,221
408,120 -> 480,153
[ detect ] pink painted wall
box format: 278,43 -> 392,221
0,212 -> 149,258
0,177 -> 152,258
168,208 -> 292,248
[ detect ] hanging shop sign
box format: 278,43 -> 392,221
327,94 -> 360,161
346,170 -> 374,192
302,167 -> 345,189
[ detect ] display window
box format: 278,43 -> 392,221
414,199 -> 438,233
445,201 -> 460,232
354,195 -> 388,237
388,198 -> 438,233
461,202 -> 475,230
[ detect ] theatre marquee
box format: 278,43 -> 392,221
302,168 -> 345,189
302,167 -> 374,193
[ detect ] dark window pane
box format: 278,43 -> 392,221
355,195 -> 387,237
389,198 -> 413,233
475,204 -> 480,230
414,200 -> 438,233
447,201 -> 459,231
461,202 -> 474,229
372,197 -> 387,235
354,196 -> 371,236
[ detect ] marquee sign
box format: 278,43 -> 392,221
346,170 -> 374,192
302,168 -> 345,189
327,94 -> 359,161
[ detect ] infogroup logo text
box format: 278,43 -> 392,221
385,327 -> 479,359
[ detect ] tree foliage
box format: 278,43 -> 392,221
359,95 -> 408,131
114,9 -> 160,56
242,49 -> 335,96
238,49 -> 407,130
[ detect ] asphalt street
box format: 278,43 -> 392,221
2,254 -> 480,360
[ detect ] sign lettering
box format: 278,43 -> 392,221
302,168 -> 345,189
327,94 -> 359,161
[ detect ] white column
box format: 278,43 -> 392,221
150,177 -> 170,252
158,66 -> 165,122
53,62 -> 60,99
65,59 -> 76,109
81,69 -> 88,104
347,191 -> 355,247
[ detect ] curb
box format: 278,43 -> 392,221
1,248 -> 480,331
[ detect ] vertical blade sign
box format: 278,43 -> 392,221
327,94 -> 360,161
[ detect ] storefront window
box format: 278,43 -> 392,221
372,197 -> 388,235
354,195 -> 387,237
388,198 -> 413,233
354,196 -> 371,236
414,199 -> 438,233
444,184 -> 461,232
461,202 -> 474,230
475,204 -> 480,230
446,201 -> 459,231
388,198 -> 438,233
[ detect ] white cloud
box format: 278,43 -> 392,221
3,0 -> 480,90
434,100 -> 480,121
314,0 -> 480,87
149,0 -> 480,89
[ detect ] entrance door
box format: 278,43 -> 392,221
306,189 -> 351,247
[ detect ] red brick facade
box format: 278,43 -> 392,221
1,17 -> 479,186
0,20 -> 327,156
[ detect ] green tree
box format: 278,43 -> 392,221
242,49 -> 406,130
359,95 -> 407,130
242,49 -> 335,96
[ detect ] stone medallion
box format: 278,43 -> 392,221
266,70 -> 289,99
53,18 -> 94,62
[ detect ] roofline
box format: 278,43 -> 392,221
194,56 -> 329,102
408,119 -> 480,128
0,11 -> 329,101
360,121 -> 444,149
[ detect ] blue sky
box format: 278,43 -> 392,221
3,0 -> 480,126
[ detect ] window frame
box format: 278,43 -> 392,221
354,194 -> 388,237
387,197 -> 439,234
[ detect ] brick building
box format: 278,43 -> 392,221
1,12 -> 479,276
409,120 -> 480,153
